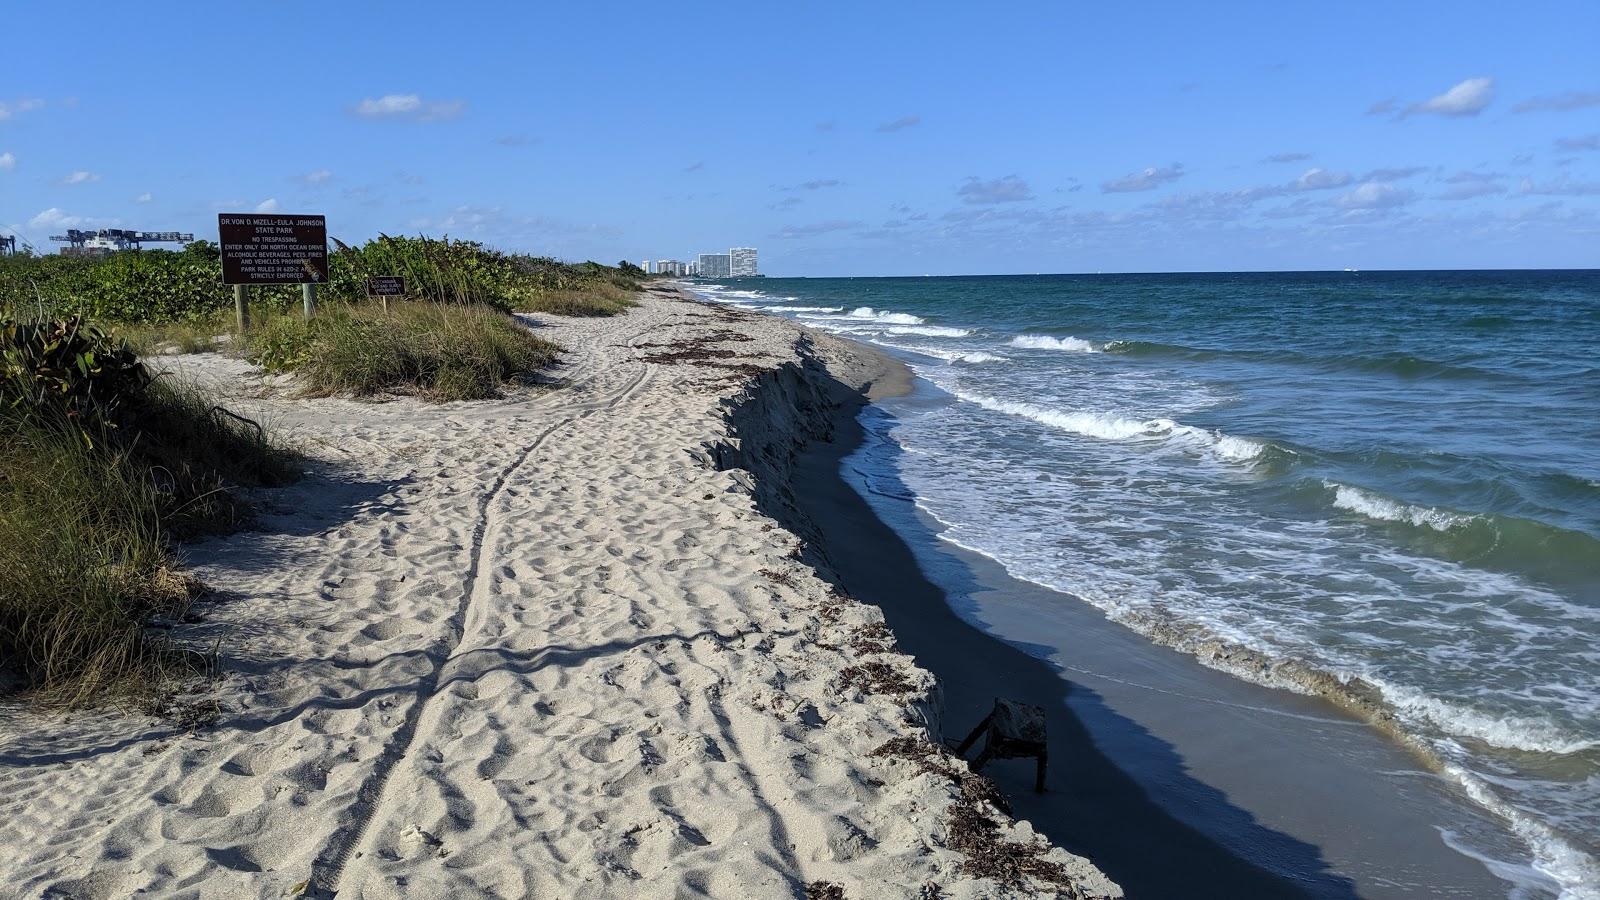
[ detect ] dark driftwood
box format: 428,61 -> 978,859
956,698 -> 1049,793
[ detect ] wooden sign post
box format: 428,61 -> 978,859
218,213 -> 329,329
365,275 -> 406,312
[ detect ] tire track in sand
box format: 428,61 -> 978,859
306,313 -> 666,896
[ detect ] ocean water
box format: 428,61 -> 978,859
687,272 -> 1600,897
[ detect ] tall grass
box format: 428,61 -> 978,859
0,412 -> 182,703
246,301 -> 561,401
514,281 -> 637,316
116,314 -> 230,356
0,325 -> 298,703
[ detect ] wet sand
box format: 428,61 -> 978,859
789,379 -> 1531,898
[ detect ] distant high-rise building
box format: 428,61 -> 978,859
656,259 -> 687,276
729,247 -> 758,277
697,253 -> 732,278
640,259 -> 651,273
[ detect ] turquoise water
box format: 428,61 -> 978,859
689,272 -> 1600,897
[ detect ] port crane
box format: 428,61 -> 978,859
0,234 -> 15,256
49,228 -> 194,255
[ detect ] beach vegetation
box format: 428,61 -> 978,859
244,301 -> 561,402
0,314 -> 297,704
0,236 -> 639,325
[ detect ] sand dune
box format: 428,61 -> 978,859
0,287 -> 1117,899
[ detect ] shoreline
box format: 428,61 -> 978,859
723,296 -> 1548,897
0,287 -> 1117,898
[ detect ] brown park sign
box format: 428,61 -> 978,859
218,213 -> 328,285
365,275 -> 406,297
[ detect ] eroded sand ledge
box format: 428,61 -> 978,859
0,286 -> 1118,899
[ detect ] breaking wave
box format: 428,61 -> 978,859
948,389 -> 1267,462
1326,482 -> 1476,531
1009,334 -> 1099,352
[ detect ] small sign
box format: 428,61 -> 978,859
218,213 -> 328,285
365,275 -> 406,298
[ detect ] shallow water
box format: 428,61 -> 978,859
688,271 -> 1600,898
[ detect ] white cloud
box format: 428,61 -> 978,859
1439,181 -> 1505,201
0,152 -> 13,171
27,208 -> 118,231
1102,164 -> 1185,193
414,205 -> 622,241
28,208 -> 73,230
255,198 -> 281,213
1360,166 -> 1429,182
294,168 -> 333,185
774,220 -> 864,239
1518,174 -> 1600,197
135,192 -> 153,203
1513,91 -> 1600,114
1405,77 -> 1494,117
958,175 -> 1033,204
0,98 -> 44,121
1291,168 -> 1352,191
875,115 -> 921,133
60,170 -> 100,185
1334,182 -> 1416,209
352,93 -> 465,122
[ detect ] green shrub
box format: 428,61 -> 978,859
1,237 -> 641,326
1,316 -> 148,430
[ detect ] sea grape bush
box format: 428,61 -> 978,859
0,316 -> 149,428
0,236 -> 641,325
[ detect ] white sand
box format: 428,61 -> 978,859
0,287 -> 1117,899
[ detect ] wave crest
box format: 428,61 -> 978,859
952,391 -> 1266,461
848,306 -> 924,325
1326,482 -> 1474,531
1009,334 -> 1098,352
887,325 -> 972,338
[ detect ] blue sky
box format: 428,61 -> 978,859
3,1 -> 1597,275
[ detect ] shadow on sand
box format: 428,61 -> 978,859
784,391 -> 1358,900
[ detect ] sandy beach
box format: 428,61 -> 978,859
0,286 -> 1117,899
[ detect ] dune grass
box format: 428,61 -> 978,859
0,404 -> 295,703
116,315 -> 230,356
0,325 -> 298,704
246,301 -> 561,401
0,412 -> 183,703
513,281 -> 637,317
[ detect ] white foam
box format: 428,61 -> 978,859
847,306 -> 924,325
886,325 -> 972,338
1327,482 -> 1474,531
1439,762 -> 1600,899
892,345 -> 1008,364
1009,334 -> 1099,352
758,305 -> 842,313
1210,432 -> 1269,460
949,390 -> 1266,462
1375,679 -> 1600,755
